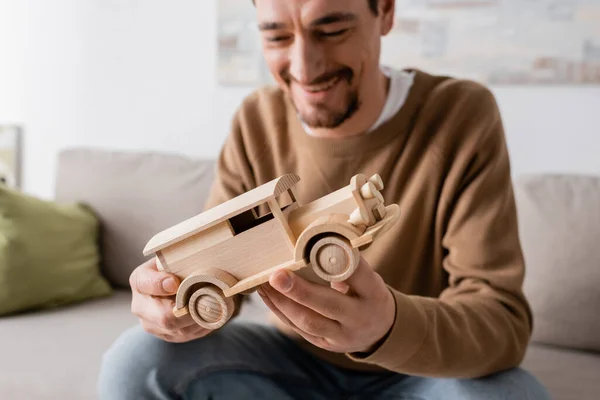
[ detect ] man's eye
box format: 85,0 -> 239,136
267,35 -> 291,42
320,29 -> 349,38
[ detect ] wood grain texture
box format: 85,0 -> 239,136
288,186 -> 300,204
373,203 -> 387,220
360,181 -> 377,199
168,217 -> 293,281
287,185 -> 357,238
161,221 -> 234,270
293,214 -> 363,262
268,198 -> 296,252
364,204 -> 400,238
174,267 -> 238,315
309,236 -> 359,281
350,234 -> 373,248
351,204 -> 400,248
348,207 -> 368,227
188,286 -> 235,329
351,174 -> 377,226
155,251 -> 167,271
142,172 -> 401,327
143,173 -> 300,255
223,259 -> 307,297
369,174 -> 384,190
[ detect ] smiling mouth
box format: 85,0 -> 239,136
302,76 -> 341,93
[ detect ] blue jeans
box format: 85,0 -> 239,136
98,321 -> 551,400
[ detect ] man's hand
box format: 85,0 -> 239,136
258,257 -> 396,354
129,258 -> 211,343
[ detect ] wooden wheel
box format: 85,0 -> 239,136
309,236 -> 359,282
188,285 -> 234,329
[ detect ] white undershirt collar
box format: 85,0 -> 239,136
302,66 -> 415,136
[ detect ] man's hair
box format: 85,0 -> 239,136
251,0 -> 379,16
367,0 -> 378,15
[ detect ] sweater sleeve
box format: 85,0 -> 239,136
347,89 -> 533,378
203,111 -> 257,211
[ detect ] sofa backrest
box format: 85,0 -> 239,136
54,148 -> 600,352
55,148 -> 216,288
514,174 -> 600,353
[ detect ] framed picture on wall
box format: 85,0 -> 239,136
218,0 -> 600,85
0,125 -> 22,189
217,0 -> 273,85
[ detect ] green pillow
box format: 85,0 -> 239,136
0,185 -> 112,316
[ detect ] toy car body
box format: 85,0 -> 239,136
143,173 -> 400,329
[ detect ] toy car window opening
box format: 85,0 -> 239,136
228,189 -> 295,235
228,208 -> 274,235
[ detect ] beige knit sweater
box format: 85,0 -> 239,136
204,68 -> 532,379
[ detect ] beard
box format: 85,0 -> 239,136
283,67 -> 361,129
298,91 -> 360,129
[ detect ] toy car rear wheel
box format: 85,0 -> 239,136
188,285 -> 234,330
309,236 -> 359,282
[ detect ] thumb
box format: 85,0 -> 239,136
130,258 -> 180,296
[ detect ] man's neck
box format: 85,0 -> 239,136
307,69 -> 390,139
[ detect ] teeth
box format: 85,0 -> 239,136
305,76 -> 340,93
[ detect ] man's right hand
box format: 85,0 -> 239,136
129,258 -> 212,343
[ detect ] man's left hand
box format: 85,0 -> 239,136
258,257 -> 396,354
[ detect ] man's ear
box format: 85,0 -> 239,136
379,0 -> 395,36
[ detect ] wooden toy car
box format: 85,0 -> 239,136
143,173 -> 400,329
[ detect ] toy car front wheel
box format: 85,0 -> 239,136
188,285 -> 234,329
309,236 -> 359,282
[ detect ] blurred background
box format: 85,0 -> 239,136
1,0 -> 599,199
0,2 -> 599,399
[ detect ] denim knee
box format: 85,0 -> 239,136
96,321 -> 298,400
439,368 -> 551,400
97,324 -> 171,400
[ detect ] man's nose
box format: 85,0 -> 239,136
289,37 -> 326,85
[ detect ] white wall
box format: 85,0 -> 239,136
1,0 -> 599,200
495,86 -> 600,177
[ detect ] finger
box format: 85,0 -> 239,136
257,287 -> 297,329
166,323 -> 210,340
268,268 -> 352,322
141,320 -> 208,343
261,283 -> 340,338
166,312 -> 198,330
164,326 -> 211,343
132,292 -> 197,330
342,257 -> 384,299
129,258 -> 180,297
330,281 -> 351,295
257,287 -> 334,351
139,319 -> 172,339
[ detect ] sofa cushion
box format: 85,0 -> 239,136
0,185 -> 112,316
55,149 -> 216,288
0,289 -> 269,399
521,343 -> 600,400
514,174 -> 600,352
0,290 -> 136,399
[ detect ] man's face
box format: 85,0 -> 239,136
255,0 -> 392,129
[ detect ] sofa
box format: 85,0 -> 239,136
0,148 -> 598,399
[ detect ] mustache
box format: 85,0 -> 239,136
281,67 -> 353,86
